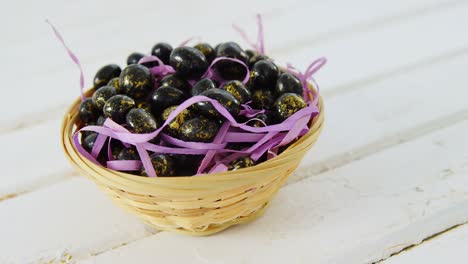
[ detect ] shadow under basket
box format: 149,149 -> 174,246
62,85 -> 325,236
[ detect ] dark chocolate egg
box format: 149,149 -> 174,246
191,78 -> 217,96
179,117 -> 219,142
126,108 -> 158,133
196,88 -> 241,118
141,154 -> 175,177
119,64 -> 154,99
245,49 -> 256,60
150,86 -> 186,115
250,60 -> 279,89
117,147 -> 140,160
96,115 -> 106,126
110,140 -> 125,159
170,154 -> 203,176
249,113 -> 271,127
248,54 -> 270,68
93,64 -> 121,89
107,77 -> 121,93
103,95 -> 135,124
135,100 -> 152,113
80,121 -> 95,139
275,72 -> 303,96
82,132 -> 98,152
273,93 -> 307,122
79,98 -> 100,123
127,52 -> 144,65
151,42 -> 173,65
220,80 -> 251,104
169,47 -> 208,79
194,42 -> 216,63
159,74 -> 191,96
215,42 -> 249,80
228,157 -> 255,171
160,105 -> 193,138
92,86 -> 117,109
251,89 -> 275,110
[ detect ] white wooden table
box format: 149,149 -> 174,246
1,0 -> 468,263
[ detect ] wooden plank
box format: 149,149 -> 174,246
0,177 -> 152,264
381,223 -> 468,263
77,118 -> 468,264
0,0 -> 459,126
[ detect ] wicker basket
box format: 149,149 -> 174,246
62,85 -> 324,236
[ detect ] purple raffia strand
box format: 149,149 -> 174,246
46,20 -> 85,101
240,104 -> 265,118
232,13 -> 265,54
107,160 -> 142,171
197,122 -> 231,174
178,36 -> 202,47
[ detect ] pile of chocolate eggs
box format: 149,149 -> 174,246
78,41 -> 309,177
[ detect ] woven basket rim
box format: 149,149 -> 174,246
62,85 -> 324,186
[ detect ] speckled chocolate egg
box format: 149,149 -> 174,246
169,47 -> 208,79
215,42 -> 249,80
126,108 -> 158,133
127,52 -> 144,65
94,64 -> 121,89
159,74 -> 191,96
151,42 -> 173,65
228,157 -> 255,171
249,113 -> 271,127
170,154 -> 203,176
107,77 -> 121,93
151,86 -> 186,115
248,54 -> 270,68
82,132 -> 98,152
220,80 -> 251,104
194,42 -> 216,63
103,95 -> 135,124
195,88 -> 241,118
96,115 -> 106,126
92,86 -> 117,109
160,105 -> 193,138
251,89 -> 275,110
250,60 -> 279,89
117,147 -> 140,160
141,154 -> 176,177
179,117 -> 219,142
119,64 -> 154,99
273,93 -> 307,122
135,100 -> 152,113
275,72 -> 303,96
79,98 -> 100,123
245,49 -> 256,60
191,78 -> 217,96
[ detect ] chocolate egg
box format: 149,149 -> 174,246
103,95 -> 135,124
135,100 -> 152,113
82,132 -> 98,152
159,74 -> 191,96
170,154 -> 203,176
194,42 -> 216,63
248,54 -> 270,68
80,121 -> 95,139
275,72 -> 303,96
151,42 -> 173,65
169,47 -> 208,79
251,89 -> 275,110
273,93 -> 307,122
127,52 -> 144,65
245,49 -> 256,60
126,108 -> 158,133
191,78 -> 217,96
215,42 -> 249,80
196,88 -> 241,118
93,64 -> 121,89
92,86 -> 117,109
79,98 -> 100,123
220,80 -> 251,104
250,60 -> 279,89
179,117 -> 219,142
96,115 -> 106,126
160,105 -> 193,138
117,147 -> 140,160
119,64 -> 154,99
228,157 -> 255,171
150,86 -> 186,115
141,154 -> 176,177
107,77 -> 121,93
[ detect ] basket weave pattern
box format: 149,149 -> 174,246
62,88 -> 324,236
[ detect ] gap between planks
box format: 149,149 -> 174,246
0,0 -> 463,135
